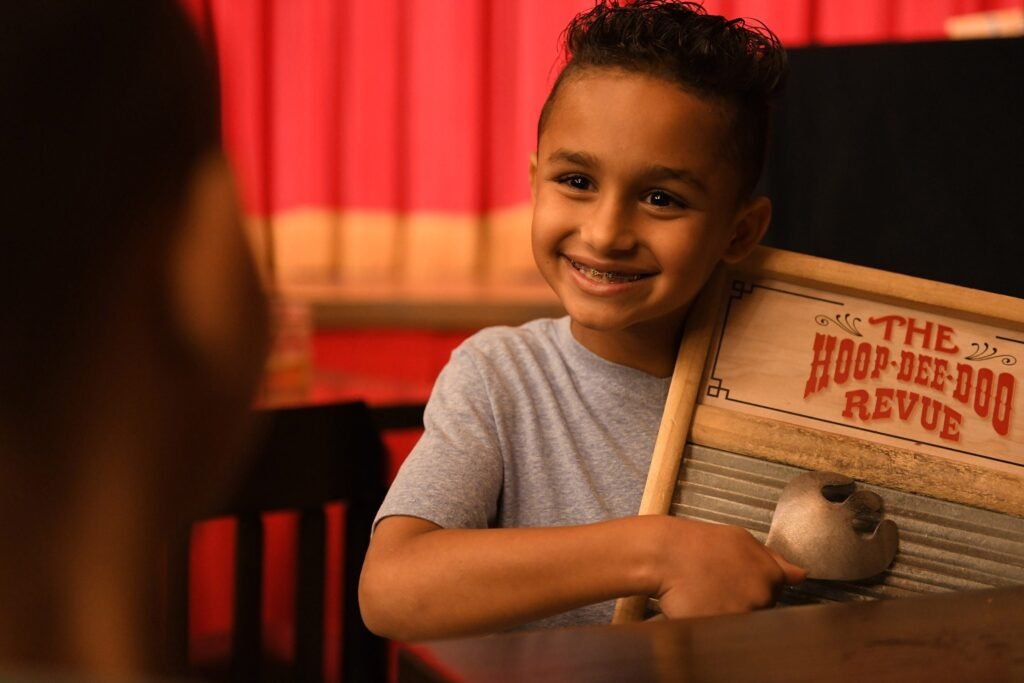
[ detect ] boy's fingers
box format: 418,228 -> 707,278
766,548 -> 808,584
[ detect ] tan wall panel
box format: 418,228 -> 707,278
402,212 -> 480,284
267,207 -> 553,301
271,209 -> 338,284
485,204 -> 542,285
335,211 -> 401,282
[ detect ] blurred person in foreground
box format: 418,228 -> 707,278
0,0 -> 269,678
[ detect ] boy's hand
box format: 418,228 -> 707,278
652,517 -> 806,619
361,514 -> 806,640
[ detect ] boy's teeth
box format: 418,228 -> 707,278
569,258 -> 645,284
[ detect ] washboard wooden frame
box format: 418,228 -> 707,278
613,245 -> 1024,623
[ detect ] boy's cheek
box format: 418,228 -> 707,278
533,195 -> 581,231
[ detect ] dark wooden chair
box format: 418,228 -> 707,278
165,401 -> 400,683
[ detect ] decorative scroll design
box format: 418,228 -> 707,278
814,313 -> 863,337
964,342 -> 1017,366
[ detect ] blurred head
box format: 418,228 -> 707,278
0,0 -> 269,517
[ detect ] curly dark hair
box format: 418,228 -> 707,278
538,0 -> 787,199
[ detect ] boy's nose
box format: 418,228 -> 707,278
580,199 -> 636,254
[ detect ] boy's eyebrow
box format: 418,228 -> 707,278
642,164 -> 708,195
547,149 -> 708,195
547,149 -> 599,168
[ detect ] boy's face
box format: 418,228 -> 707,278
531,68 -> 765,342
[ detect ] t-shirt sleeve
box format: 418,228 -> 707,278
373,344 -> 504,530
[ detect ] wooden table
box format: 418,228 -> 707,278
398,587 -> 1024,682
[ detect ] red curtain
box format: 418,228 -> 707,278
181,0 -> 590,221
184,0 -> 1019,223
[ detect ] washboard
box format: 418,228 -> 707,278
613,246 -> 1024,622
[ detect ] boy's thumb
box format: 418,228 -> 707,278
767,548 -> 808,584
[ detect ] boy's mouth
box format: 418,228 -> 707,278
566,257 -> 654,284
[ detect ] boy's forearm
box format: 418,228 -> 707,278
359,515 -> 665,641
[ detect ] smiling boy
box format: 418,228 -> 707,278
360,0 -> 805,641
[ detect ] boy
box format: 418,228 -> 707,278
360,0 -> 805,641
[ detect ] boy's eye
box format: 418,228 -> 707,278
558,174 -> 593,191
643,190 -> 684,209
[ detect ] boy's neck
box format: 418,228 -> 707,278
570,317 -> 683,378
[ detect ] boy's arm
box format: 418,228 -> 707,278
359,513 -> 806,641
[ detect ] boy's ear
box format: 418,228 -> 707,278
722,196 -> 771,264
528,152 -> 538,201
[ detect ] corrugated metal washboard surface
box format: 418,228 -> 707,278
672,445 -> 1024,605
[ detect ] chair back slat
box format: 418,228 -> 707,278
165,401 -> 390,683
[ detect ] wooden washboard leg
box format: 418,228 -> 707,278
611,266 -> 728,624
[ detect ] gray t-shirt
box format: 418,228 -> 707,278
374,316 -> 670,629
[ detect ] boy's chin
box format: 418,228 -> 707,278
560,300 -> 617,329
565,306 -> 645,335
564,300 -> 690,337
568,313 -> 626,333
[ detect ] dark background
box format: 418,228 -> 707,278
763,37 -> 1022,299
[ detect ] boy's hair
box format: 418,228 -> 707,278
538,0 -> 787,199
